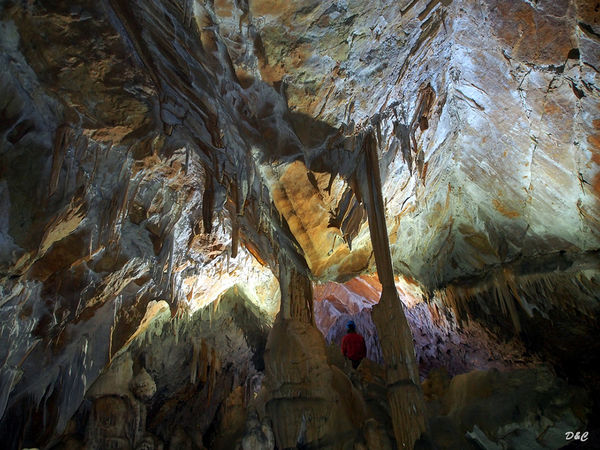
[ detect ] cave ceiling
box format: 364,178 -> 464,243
0,0 -> 599,444
2,0 -> 598,288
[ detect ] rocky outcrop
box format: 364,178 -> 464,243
54,287 -> 271,450
423,367 -> 590,449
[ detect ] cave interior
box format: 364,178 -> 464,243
0,0 -> 599,449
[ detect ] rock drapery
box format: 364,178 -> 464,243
57,289 -> 272,449
0,0 -> 599,448
315,275 -> 542,378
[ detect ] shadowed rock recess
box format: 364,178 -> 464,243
0,0 -> 598,448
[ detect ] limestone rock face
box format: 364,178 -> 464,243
242,0 -> 600,288
424,367 -> 590,449
130,369 -> 156,402
57,288 -> 271,450
0,0 -> 599,448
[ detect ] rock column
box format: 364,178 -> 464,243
263,256 -> 364,448
360,130 -> 427,448
278,255 -> 314,323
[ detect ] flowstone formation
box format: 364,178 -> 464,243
59,289 -> 272,449
0,0 -> 599,449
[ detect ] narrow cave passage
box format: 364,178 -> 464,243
1,0 -> 599,449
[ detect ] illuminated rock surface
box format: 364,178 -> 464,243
0,0 -> 598,448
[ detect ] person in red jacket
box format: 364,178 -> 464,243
341,320 -> 367,369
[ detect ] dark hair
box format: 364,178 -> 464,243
346,320 -> 356,331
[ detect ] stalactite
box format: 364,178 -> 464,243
85,143 -> 101,197
74,133 -> 86,160
406,83 -> 436,182
230,178 -> 242,259
231,220 -> 240,259
202,174 -> 214,234
190,339 -> 200,385
434,268 -> 600,337
166,234 -> 175,304
185,146 -> 190,174
198,339 -> 209,384
239,160 -> 252,216
394,121 -> 413,174
101,170 -> 132,247
328,186 -> 367,250
116,174 -> 132,234
49,125 -> 71,197
207,347 -> 220,403
359,129 -> 426,448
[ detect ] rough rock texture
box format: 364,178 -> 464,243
263,318 -> 367,449
55,287 -> 271,450
239,410 -> 275,450
0,0 -> 599,448
328,359 -> 590,450
0,0 -> 280,446
423,367 -> 590,449
130,368 -> 157,402
318,276 -> 541,377
360,129 -> 427,448
246,0 -> 600,286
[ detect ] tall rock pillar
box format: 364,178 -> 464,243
360,130 -> 427,448
263,256 -> 365,448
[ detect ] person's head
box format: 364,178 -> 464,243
346,320 -> 356,333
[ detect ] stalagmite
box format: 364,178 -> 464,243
263,255 -> 367,448
359,129 -> 427,448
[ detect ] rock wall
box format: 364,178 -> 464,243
0,1 -> 283,446
423,366 -> 590,449
243,0 -> 600,289
0,0 -> 599,448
